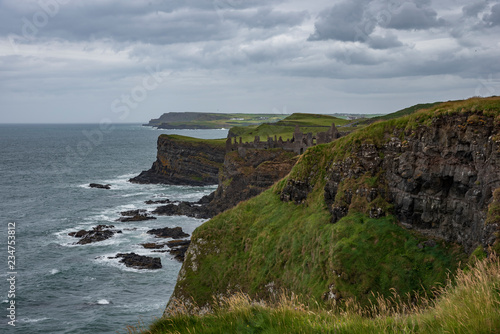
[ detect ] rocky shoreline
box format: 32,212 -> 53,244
69,197 -> 195,267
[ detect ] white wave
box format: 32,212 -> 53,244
120,192 -> 151,198
50,269 -> 60,275
19,317 -> 49,323
97,299 -> 111,305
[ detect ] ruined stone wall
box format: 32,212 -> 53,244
226,123 -> 340,155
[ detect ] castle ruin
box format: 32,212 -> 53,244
226,123 -> 340,155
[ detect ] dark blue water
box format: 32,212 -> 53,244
0,124 -> 227,333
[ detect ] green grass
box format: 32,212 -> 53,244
357,102 -> 443,126
167,184 -> 463,311
159,134 -> 227,147
126,255 -> 500,334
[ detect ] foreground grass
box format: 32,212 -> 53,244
126,255 -> 500,333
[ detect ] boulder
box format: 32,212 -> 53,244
114,253 -> 162,270
89,183 -> 111,189
70,225 -> 120,245
166,239 -> 191,262
147,226 -> 189,239
116,209 -> 156,222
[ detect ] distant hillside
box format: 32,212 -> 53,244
145,112 -> 288,129
355,102 -> 443,126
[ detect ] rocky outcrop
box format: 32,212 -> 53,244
116,209 -> 156,222
152,148 -> 299,219
281,111 -> 500,253
166,239 -> 191,262
129,135 -> 225,186
69,225 -> 121,245
147,226 -> 190,239
209,148 -> 298,214
89,183 -> 111,189
113,253 -> 162,270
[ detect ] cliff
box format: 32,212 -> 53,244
165,97 -> 500,314
283,98 -> 500,253
152,147 -> 299,218
130,135 -> 226,186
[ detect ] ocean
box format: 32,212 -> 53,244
0,124 -> 227,334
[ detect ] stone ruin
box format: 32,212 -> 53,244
226,123 -> 340,155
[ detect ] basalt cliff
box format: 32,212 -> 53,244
165,97 -> 500,314
130,135 -> 226,186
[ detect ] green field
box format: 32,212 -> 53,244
146,112 -> 288,129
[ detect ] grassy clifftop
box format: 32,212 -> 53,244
158,134 -> 227,147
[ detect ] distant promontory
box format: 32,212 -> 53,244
144,112 -> 288,129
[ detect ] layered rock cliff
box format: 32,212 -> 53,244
152,147 -> 298,218
282,104 -> 500,253
130,135 -> 225,186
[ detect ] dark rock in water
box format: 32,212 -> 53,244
141,242 -> 166,249
68,229 -> 87,238
71,225 -> 120,245
147,226 -> 189,239
166,239 -> 191,248
145,199 -> 171,205
116,209 -> 156,222
152,202 -> 213,219
89,183 -> 111,189
120,209 -> 147,216
166,239 -> 191,262
114,253 -> 162,270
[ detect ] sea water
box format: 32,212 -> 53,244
0,124 -> 227,334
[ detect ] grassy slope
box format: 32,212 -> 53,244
158,134 -> 227,147
174,186 -> 463,309
136,256 -> 500,334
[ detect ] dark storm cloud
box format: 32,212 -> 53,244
0,0 -> 296,45
385,1 -> 445,30
462,1 -> 488,18
308,0 -> 370,42
483,3 -> 500,27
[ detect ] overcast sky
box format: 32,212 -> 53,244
1,0 -> 499,123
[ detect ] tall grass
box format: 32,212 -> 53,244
123,255 -> 499,334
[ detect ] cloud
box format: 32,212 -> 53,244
367,32 -> 404,49
462,1 -> 488,18
308,0 -> 371,42
483,3 -> 500,27
1,0 -> 500,123
0,0 -> 298,45
385,2 -> 445,30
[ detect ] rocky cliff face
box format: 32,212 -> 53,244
152,148 -> 298,218
208,148 -> 298,214
130,135 -> 225,186
282,111 -> 500,253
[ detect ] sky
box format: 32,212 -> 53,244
0,0 -> 499,123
